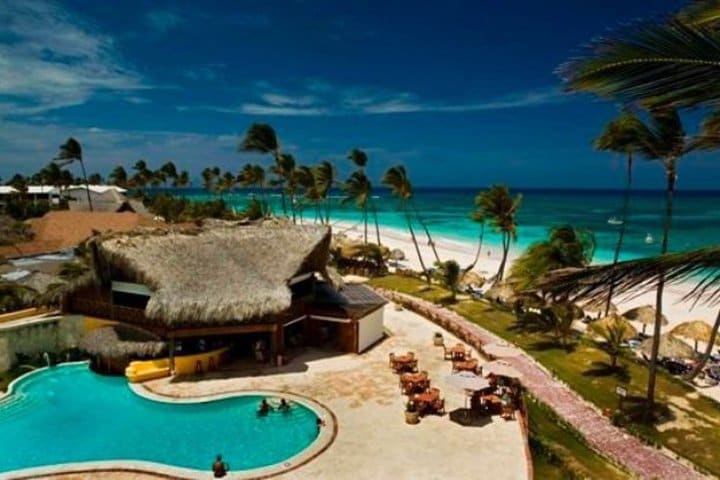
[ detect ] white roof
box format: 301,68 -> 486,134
0,186 -> 19,195
65,185 -> 127,194
26,185 -> 57,194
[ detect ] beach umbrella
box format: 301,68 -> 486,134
444,371 -> 491,391
671,320 -> 716,351
459,271 -> 485,288
623,305 -> 668,335
483,342 -> 522,358
482,360 -> 523,380
641,333 -> 696,360
589,314 -> 637,341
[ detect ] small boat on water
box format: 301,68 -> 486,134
644,233 -> 655,245
607,217 -> 623,226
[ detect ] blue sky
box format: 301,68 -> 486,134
3,0 -> 714,189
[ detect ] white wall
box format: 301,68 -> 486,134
357,308 -> 384,353
0,315 -> 84,371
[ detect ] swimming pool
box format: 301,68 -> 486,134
0,363 -> 327,476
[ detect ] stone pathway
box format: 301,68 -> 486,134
376,288 -> 706,480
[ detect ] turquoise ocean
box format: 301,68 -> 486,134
170,188 -> 720,264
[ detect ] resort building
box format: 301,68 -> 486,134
65,185 -> 134,213
63,220 -> 387,375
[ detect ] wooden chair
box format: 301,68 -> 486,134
431,398 -> 446,415
443,346 -> 453,361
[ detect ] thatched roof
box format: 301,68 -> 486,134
87,220 -> 332,326
671,320 -> 716,344
623,305 -> 668,326
80,324 -> 166,358
641,333 -> 696,360
590,314 -> 638,341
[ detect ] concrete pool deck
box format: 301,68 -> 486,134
28,304 -> 529,480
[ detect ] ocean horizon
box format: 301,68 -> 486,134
163,186 -> 720,265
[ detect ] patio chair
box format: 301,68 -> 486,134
443,346 -> 453,361
431,398 -> 445,415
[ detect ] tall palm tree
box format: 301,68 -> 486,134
54,138 -> 93,211
313,160 -> 335,224
201,167 -> 220,195
294,165 -> 317,224
175,170 -> 190,188
342,171 -> 372,244
435,259 -> 461,302
382,165 -> 431,283
632,108 -> 699,412
466,209 -> 486,273
475,185 -> 522,285
558,2 -> 720,109
595,110 -> 648,315
239,164 -> 267,215
108,165 -> 129,188
272,153 -> 297,222
239,124 -> 289,216
347,149 -> 381,245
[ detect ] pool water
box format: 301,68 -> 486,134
0,364 -> 319,473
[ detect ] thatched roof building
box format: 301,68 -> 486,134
80,323 -> 167,358
85,220 -> 332,326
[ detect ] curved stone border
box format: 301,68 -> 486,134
376,287 -> 706,480
0,363 -> 337,480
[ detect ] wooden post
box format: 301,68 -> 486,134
169,334 -> 176,374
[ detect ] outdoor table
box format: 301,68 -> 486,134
452,358 -> 478,373
450,344 -> 470,361
481,394 -> 503,414
392,354 -> 418,373
401,372 -> 429,394
413,390 -> 439,404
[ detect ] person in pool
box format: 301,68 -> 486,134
278,398 -> 291,412
212,454 -> 229,478
258,398 -> 272,415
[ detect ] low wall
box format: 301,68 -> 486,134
0,314 -> 85,371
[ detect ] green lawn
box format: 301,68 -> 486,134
526,394 -> 630,480
370,275 -> 720,477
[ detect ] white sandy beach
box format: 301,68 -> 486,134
332,219 -> 718,342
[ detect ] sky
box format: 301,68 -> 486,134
2,0 -> 714,189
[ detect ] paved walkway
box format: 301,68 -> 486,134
377,288 -> 706,480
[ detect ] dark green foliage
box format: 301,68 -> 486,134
144,194 -> 237,223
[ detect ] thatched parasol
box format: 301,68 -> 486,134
485,283 -> 516,303
589,314 -> 637,341
80,324 -> 167,358
459,271 -> 485,288
641,333 -> 696,360
671,320 -> 716,351
482,360 -> 523,379
623,305 -> 668,335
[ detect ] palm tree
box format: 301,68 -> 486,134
347,149 -> 381,245
159,161 -> 178,188
475,185 -> 522,285
382,165 -> 431,283
590,316 -> 636,369
435,260 -> 461,302
217,171 -> 237,198
131,160 -> 152,196
466,210 -> 486,273
271,153 -> 297,222
175,170 -> 190,188
558,1 -> 720,109
54,138 -> 93,211
510,225 -> 595,291
239,164 -> 268,215
595,110 -> 648,315
87,173 -> 103,184
201,167 -> 220,195
313,160 -> 335,224
108,166 -> 129,188
342,171 -> 372,244
239,124 -> 290,216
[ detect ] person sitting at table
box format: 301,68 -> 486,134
258,398 -> 272,416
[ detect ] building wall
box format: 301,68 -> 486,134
0,315 -> 85,372
357,307 -> 385,353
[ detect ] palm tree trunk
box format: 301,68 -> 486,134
646,160 -> 676,419
686,308 -> 720,380
370,199 -> 381,245
411,202 -> 440,263
496,232 -> 510,284
404,205 -> 430,284
78,159 -> 93,212
465,222 -> 485,272
605,152 -> 633,316
363,204 -> 368,245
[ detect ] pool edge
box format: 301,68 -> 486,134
0,364 -> 338,480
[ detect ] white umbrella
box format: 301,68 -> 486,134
483,342 -> 521,358
444,371 -> 491,391
482,360 -> 523,379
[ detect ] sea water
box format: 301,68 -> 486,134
167,187 -> 720,264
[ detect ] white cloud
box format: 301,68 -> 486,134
179,80 -> 565,117
0,0 -> 147,118
145,9 -> 184,33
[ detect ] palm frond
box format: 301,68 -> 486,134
559,20 -> 720,108
678,0 -> 720,26
536,246 -> 720,307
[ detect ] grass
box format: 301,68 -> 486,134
526,394 -> 630,480
369,275 -> 720,477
